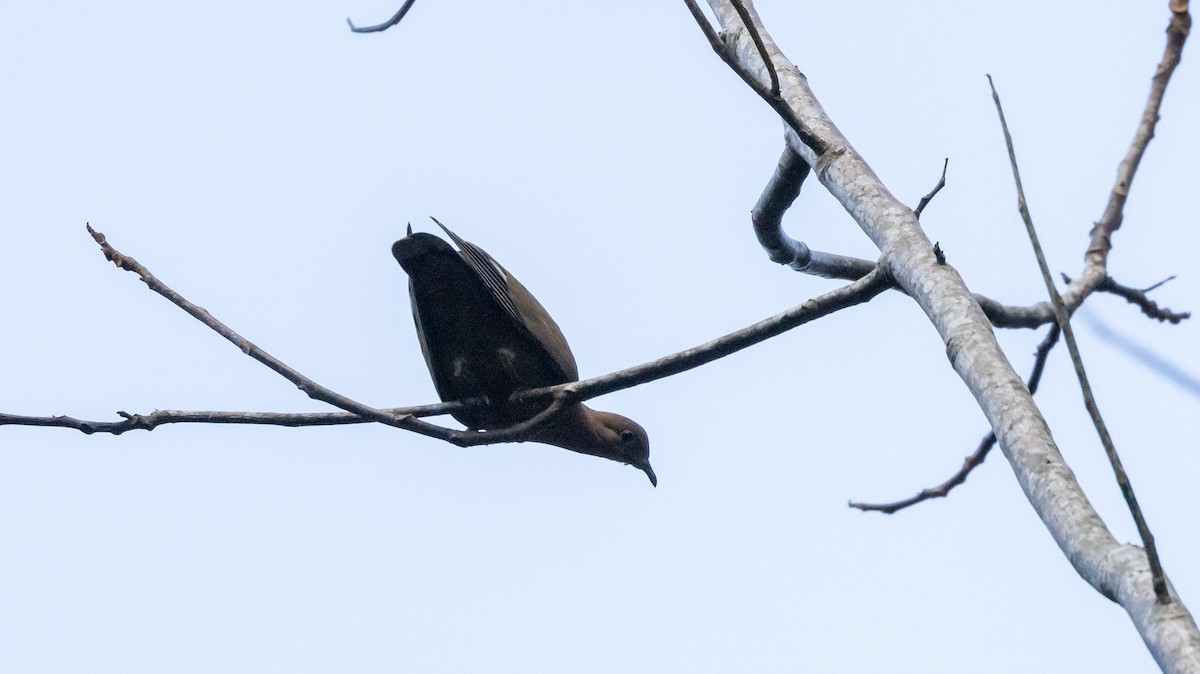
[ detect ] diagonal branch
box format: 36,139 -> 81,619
1087,2 -> 1192,269
9,231 -> 889,437
84,225 -> 459,441
849,323 -> 1061,514
517,265 -> 892,403
729,0 -> 778,98
988,76 -> 1169,604
682,0 -> 827,154
692,0 -> 1198,666
914,159 -> 949,219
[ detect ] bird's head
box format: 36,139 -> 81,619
533,406 -> 656,486
588,410 -> 656,487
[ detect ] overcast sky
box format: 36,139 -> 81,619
2,1 -> 1198,672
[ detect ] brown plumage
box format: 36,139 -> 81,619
392,219 -> 655,485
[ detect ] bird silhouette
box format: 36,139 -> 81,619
392,219 -> 655,485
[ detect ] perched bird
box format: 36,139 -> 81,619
392,219 -> 655,485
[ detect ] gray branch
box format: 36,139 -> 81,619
701,0 -> 1199,669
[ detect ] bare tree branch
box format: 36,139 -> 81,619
989,74 -> 1169,603
749,146 -> 877,278
7,230 -> 889,438
83,225 -> 463,441
914,158 -> 949,219
1096,275 -> 1191,324
519,265 -> 892,402
347,0 -> 418,34
743,141 -> 1181,332
697,0 -> 1199,666
682,0 -> 827,154
729,0 -> 778,98
1087,2 -> 1193,271
850,323 -> 1061,514
730,2 -> 1192,336
0,402 -> 463,435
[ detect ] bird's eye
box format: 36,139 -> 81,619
620,429 -> 636,444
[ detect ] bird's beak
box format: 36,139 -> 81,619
640,462 -> 658,488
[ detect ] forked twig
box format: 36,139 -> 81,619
681,0 -> 827,154
83,225 -> 456,440
5,228 -> 891,437
729,0 -> 779,98
1096,275 -> 1191,324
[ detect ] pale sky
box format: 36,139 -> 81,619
2,1 -> 1197,672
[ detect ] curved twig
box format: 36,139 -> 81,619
347,0 -> 418,34
749,147 -> 880,278
723,1 -> 1191,334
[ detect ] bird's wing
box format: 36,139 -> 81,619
432,218 -> 580,382
433,219 -> 521,327
407,277 -> 458,404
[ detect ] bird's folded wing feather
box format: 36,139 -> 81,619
432,219 -> 580,383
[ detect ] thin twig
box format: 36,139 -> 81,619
7,230 -> 889,436
0,403 -> 459,435
988,78 -> 1170,604
347,0 -> 418,33
850,324 -> 1061,513
914,158 -> 949,219
729,0 -> 779,97
517,266 -> 892,402
1086,2 -> 1193,268
1096,276 -> 1191,324
681,0 -> 827,154
83,225 -> 461,441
